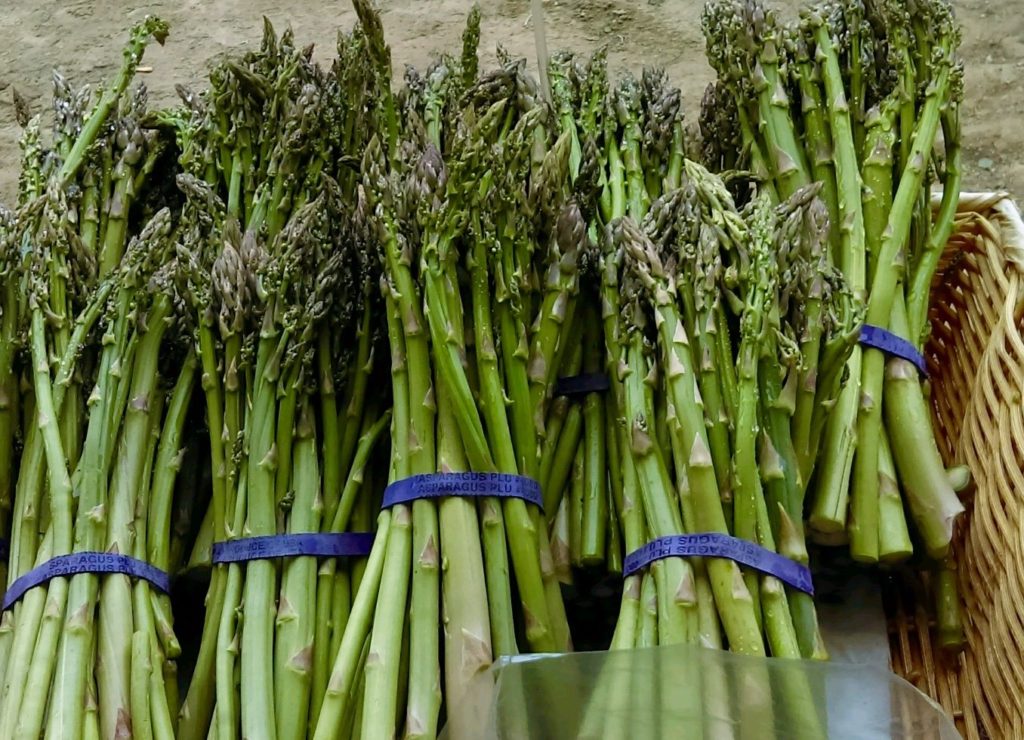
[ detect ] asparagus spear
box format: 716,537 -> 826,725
580,300 -> 608,566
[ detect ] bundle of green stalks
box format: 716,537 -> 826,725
582,177 -> 862,740
0,17 -> 215,739
165,22 -> 394,740
305,2 -> 635,736
532,44 -> 849,660
701,0 -> 967,647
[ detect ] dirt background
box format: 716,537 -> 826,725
0,0 -> 1020,204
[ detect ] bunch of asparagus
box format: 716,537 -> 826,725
700,0 -> 967,582
163,22 -> 394,740
0,17 -> 215,739
579,180 -> 860,740
530,43 -> 860,661
311,4 -> 605,736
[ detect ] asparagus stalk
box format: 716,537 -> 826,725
580,300 -> 608,565
806,6 -> 867,535
10,265 -> 76,739
58,17 -> 169,186
274,398 -> 322,740
0,210 -> 20,612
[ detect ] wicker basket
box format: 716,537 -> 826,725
885,193 -> 1024,740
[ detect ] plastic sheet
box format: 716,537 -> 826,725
443,642 -> 958,740
440,559 -> 952,739
814,565 -> 892,668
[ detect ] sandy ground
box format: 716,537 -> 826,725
0,0 -> 1020,204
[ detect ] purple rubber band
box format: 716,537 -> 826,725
555,373 -> 611,398
623,533 -> 814,595
2,552 -> 171,611
858,324 -> 928,375
211,532 -> 375,564
382,472 -> 544,511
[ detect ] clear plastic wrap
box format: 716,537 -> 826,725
441,558 -> 952,739
443,642 -> 958,740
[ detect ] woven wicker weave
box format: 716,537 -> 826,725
885,193 -> 1024,740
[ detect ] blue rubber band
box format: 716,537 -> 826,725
382,472 -> 544,511
555,373 -> 611,398
858,324 -> 928,375
2,552 -> 171,611
624,533 -> 814,595
211,532 -> 375,564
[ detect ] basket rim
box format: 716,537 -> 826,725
936,190 -> 1024,270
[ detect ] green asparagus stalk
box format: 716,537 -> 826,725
806,5 -> 867,535
580,300 -> 608,565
